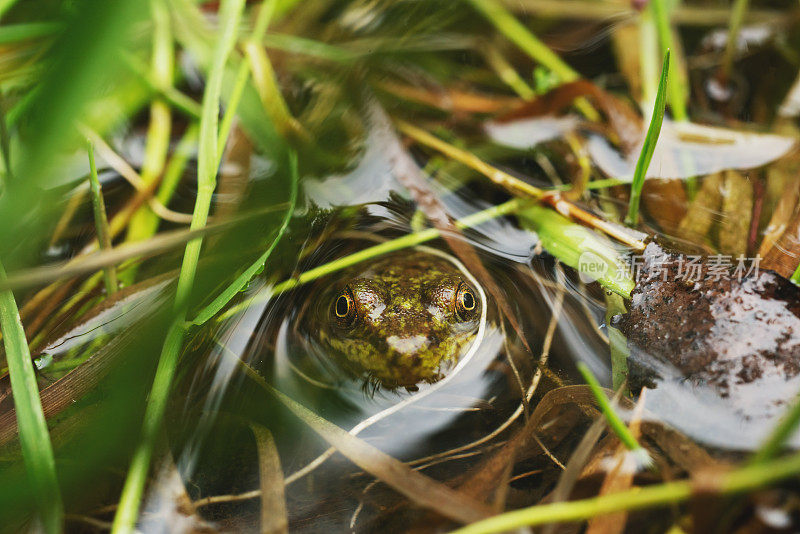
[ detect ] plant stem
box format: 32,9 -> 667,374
0,261 -> 63,533
750,391 -> 800,465
215,198 -> 528,321
111,1 -> 246,531
626,50 -> 669,226
155,123 -> 199,210
452,449 -> 800,533
244,0 -> 307,141
396,120 -> 646,250
721,0 -> 749,81
217,0 -> 282,156
192,150 -> 298,325
605,292 -> 630,392
483,45 -> 536,100
466,0 -> 599,121
87,141 -> 118,295
639,6 -> 659,107
126,0 -> 175,243
577,363 -> 643,453
791,262 -> 800,285
650,0 -> 688,121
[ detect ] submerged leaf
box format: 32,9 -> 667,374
677,172 -> 723,246
589,120 -> 796,181
717,170 -> 752,257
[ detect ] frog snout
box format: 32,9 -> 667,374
386,334 -> 430,356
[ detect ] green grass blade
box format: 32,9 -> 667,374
466,0 -> 577,82
625,50 -> 669,226
217,199 -> 527,321
605,292 -> 630,393
466,0 -> 598,120
125,0 -> 175,243
192,150 -> 298,326
0,0 -> 19,21
721,0 -> 749,80
791,262 -> 800,285
577,362 -> 646,460
87,141 -> 118,295
650,0 -> 687,121
0,22 -> 59,45
518,205 -> 634,298
749,391 -> 800,465
451,450 -> 800,533
111,1 -> 246,531
0,262 -> 63,533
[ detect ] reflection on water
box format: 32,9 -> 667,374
39,92 -> 800,533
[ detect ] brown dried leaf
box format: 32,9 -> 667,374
642,178 -> 688,234
762,208 -> 800,278
758,162 -> 800,259
717,170 -> 753,257
677,172 -> 723,246
640,423 -> 724,474
258,379 -> 494,525
610,21 -> 643,102
250,425 -> 288,534
375,79 -> 519,114
497,80 -> 643,153
457,386 -> 591,508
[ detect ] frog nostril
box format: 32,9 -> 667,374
386,334 -> 430,355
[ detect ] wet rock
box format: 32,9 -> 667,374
615,243 -> 800,398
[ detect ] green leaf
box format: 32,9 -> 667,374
517,204 -> 634,298
626,50 -> 669,226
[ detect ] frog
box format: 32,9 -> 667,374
315,249 -> 485,389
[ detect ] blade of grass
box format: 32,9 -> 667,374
0,205 -> 288,294
0,22 -> 60,45
217,0 -> 285,156
721,0 -> 749,82
0,261 -> 63,534
451,448 -> 800,534
121,53 -> 202,119
126,0 -> 175,243
0,93 -> 10,186
576,362 -> 649,464
605,292 -> 630,393
238,362 -> 495,524
249,424 -> 288,534
87,141 -> 118,295
649,0 -> 687,122
111,1 -> 246,531
483,45 -> 536,100
215,198 -> 528,321
396,119 -> 646,250
0,0 -> 19,21
244,0 -> 308,141
625,50 -> 669,226
192,149 -> 297,326
466,0 -> 598,120
749,390 -> 800,465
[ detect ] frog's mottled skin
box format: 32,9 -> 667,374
317,251 -> 482,388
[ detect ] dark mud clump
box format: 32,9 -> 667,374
615,243 -> 800,396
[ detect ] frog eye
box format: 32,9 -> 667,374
455,282 -> 479,321
332,288 -> 357,328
